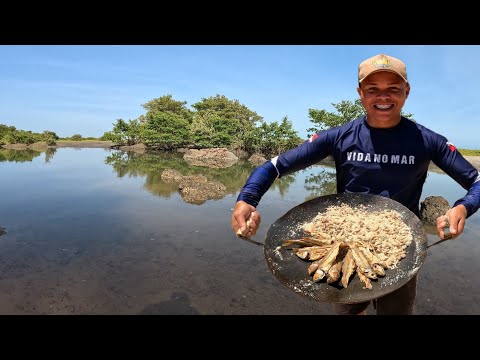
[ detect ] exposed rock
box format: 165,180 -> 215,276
183,148 -> 238,168
232,149 -> 248,159
118,143 -> 147,153
178,174 -> 208,186
29,142 -> 49,150
178,175 -> 227,204
248,154 -> 267,166
419,196 -> 450,225
161,169 -> 184,182
2,142 -> 51,150
2,143 -> 28,150
160,170 -> 228,204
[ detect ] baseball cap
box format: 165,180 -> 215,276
358,54 -> 408,83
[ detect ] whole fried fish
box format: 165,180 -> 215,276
312,241 -> 345,282
340,249 -> 356,288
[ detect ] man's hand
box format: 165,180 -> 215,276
231,201 -> 262,238
436,204 -> 467,239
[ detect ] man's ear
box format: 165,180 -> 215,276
357,86 -> 361,97
405,83 -> 411,98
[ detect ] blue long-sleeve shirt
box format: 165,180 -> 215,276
237,116 -> 480,218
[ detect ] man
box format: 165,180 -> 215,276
231,53 -> 480,315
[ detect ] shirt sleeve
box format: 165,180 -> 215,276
429,133 -> 480,218
236,160 -> 278,207
236,130 -> 336,207
273,129 -> 336,177
453,179 -> 480,218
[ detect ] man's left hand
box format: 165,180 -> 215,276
436,204 -> 467,239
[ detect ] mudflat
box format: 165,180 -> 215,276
55,141 -> 114,148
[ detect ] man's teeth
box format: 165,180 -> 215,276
375,104 -> 393,109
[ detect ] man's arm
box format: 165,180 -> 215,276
452,177 -> 480,218
236,161 -> 279,208
232,130 -> 336,237
430,135 -> 480,219
429,133 -> 480,238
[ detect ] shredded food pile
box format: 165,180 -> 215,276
282,204 -> 413,289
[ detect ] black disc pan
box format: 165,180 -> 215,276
263,193 -> 428,304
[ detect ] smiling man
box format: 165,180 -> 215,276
357,54 -> 410,128
231,53 -> 480,315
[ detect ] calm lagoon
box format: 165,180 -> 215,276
0,147 -> 478,314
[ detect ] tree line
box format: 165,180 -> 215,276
100,94 -> 413,157
0,124 -> 59,146
100,94 -> 303,157
0,125 -> 97,146
1,94 -> 414,157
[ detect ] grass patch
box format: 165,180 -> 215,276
458,149 -> 480,156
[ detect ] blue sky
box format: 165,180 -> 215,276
1,45 -> 479,149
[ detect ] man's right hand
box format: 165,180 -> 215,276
231,201 -> 261,238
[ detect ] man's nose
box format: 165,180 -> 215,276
377,90 -> 390,98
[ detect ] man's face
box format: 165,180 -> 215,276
357,71 -> 410,127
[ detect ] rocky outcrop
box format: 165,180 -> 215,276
231,149 -> 248,159
118,143 -> 147,153
248,154 -> 267,166
178,175 -> 227,204
161,169 -> 184,182
183,148 -> 238,168
419,196 -> 450,225
2,143 -> 30,150
160,169 -> 227,204
1,142 -> 50,150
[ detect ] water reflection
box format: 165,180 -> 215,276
104,151 -> 297,203
0,148 -> 42,162
304,168 -> 337,201
0,148 -> 57,164
0,147 -> 479,314
44,148 -> 57,163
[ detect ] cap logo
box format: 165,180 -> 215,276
372,56 -> 391,69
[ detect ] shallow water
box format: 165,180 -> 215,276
0,148 -> 478,314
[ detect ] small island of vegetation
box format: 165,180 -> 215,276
1,94 -> 479,157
